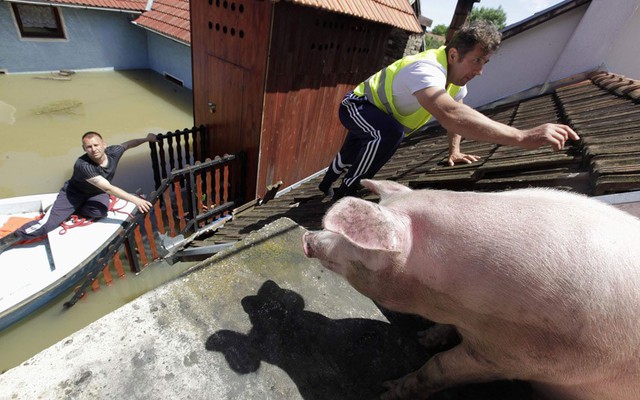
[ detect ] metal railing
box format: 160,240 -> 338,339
64,153 -> 243,307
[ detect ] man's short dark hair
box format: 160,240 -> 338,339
82,131 -> 103,141
446,20 -> 502,59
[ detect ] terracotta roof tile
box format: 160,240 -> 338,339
206,71 -> 640,242
133,0 -> 190,44
21,0 -> 420,44
280,0 -> 422,33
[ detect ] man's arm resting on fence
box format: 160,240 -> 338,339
120,133 -> 158,151
86,176 -> 153,213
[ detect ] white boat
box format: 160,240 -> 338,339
0,193 -> 135,331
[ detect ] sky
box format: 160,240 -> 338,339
419,0 -> 565,28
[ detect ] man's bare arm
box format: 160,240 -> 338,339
446,99 -> 481,166
86,176 -> 152,213
120,133 -> 157,151
415,87 -> 579,151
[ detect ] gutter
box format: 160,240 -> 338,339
595,191 -> 640,205
274,169 -> 327,199
130,22 -> 190,46
5,0 -> 144,13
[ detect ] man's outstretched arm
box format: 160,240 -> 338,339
415,87 -> 579,151
120,133 -> 157,151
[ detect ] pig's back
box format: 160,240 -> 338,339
385,187 -> 640,393
396,187 -> 640,334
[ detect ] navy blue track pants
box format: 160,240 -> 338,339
320,92 -> 405,193
16,183 -> 110,240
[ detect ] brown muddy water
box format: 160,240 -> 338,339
0,69 -> 193,198
0,70 -> 196,373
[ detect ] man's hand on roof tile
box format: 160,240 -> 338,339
520,123 -> 580,151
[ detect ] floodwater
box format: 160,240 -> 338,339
0,70 -> 196,372
0,69 -> 193,198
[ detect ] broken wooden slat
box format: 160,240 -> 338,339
173,179 -> 186,232
163,188 -> 176,236
133,225 -> 148,266
144,213 -> 159,260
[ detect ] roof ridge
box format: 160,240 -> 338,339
589,71 -> 640,101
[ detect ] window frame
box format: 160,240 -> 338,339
11,2 -> 66,40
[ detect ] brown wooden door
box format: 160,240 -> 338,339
202,55 -> 246,158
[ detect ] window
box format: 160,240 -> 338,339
11,3 -> 65,39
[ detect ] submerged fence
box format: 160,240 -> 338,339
65,125 -> 245,307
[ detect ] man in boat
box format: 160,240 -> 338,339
318,21 -> 580,200
0,131 -> 157,255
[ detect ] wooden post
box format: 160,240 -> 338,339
149,140 -> 162,191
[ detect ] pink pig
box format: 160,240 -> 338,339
302,179 -> 640,400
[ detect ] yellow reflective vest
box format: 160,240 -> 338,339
354,46 -> 462,135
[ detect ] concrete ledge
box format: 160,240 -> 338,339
0,218 -> 429,399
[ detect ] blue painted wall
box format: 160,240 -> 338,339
147,32 -> 192,89
0,2 -> 193,91
0,3 -> 148,72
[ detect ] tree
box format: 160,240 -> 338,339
424,33 -> 445,50
431,24 -> 448,36
424,24 -> 447,50
469,5 -> 507,30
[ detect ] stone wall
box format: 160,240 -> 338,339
383,27 -> 424,65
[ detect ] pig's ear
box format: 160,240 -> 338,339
361,179 -> 412,198
341,234 -> 403,273
324,197 -> 408,254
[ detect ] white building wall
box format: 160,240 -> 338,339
548,0 -> 640,82
465,0 -> 640,108
601,2 -> 640,80
464,4 -> 588,108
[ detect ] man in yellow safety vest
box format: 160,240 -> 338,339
318,20 -> 579,200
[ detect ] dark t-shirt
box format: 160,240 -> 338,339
66,145 -> 126,196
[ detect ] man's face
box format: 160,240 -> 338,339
82,135 -> 107,164
448,43 -> 493,86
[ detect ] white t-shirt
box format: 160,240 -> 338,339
391,59 -> 468,115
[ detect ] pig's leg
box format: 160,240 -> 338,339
380,341 -> 503,399
416,324 -> 459,350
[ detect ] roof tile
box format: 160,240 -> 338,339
25,0 -> 421,44
134,0 -> 190,43
281,0 -> 422,33
206,71 -> 640,242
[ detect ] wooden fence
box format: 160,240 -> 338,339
64,153 -> 244,307
149,125 -> 208,191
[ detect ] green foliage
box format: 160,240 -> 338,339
431,24 -> 448,36
424,34 -> 445,50
423,5 -> 506,50
425,23 -> 446,50
469,5 -> 507,30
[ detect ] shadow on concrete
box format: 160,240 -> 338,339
205,280 -> 533,400
205,280 -> 429,400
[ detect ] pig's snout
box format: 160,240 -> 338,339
302,231 -> 316,258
